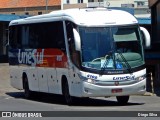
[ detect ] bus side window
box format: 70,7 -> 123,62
66,22 -> 75,57
66,21 -> 81,68
28,24 -> 39,48
28,21 -> 66,51
9,26 -> 22,49
9,27 -> 16,48
55,22 -> 66,52
21,26 -> 29,49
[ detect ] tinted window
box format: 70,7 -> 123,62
9,21 -> 65,51
9,25 -> 23,49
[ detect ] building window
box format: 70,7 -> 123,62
25,12 -> 29,15
98,0 -> 103,2
38,12 -> 42,15
78,0 -> 83,3
121,4 -> 134,8
137,2 -> 145,7
67,0 -> 69,4
88,0 -> 94,2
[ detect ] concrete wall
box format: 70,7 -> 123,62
63,3 -> 87,9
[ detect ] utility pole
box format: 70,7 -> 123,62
61,0 -> 63,10
46,0 -> 48,13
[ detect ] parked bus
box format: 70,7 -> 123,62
8,8 -> 150,105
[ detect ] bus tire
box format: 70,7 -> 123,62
23,77 -> 33,99
63,80 -> 74,105
116,95 -> 129,105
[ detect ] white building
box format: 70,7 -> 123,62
63,0 -> 148,8
63,0 -> 135,7
134,0 -> 149,8
62,0 -> 87,9
62,0 -> 150,18
89,0 -> 135,8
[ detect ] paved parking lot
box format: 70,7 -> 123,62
0,63 -> 19,96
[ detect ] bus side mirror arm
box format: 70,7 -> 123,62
73,28 -> 81,51
140,27 -> 151,49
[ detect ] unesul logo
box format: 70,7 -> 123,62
113,75 -> 135,81
18,49 -> 44,66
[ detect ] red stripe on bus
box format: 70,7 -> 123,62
36,49 -> 68,68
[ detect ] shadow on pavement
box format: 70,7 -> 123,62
6,92 -> 144,107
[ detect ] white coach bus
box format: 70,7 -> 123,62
8,8 -> 150,105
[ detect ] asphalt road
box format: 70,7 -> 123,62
0,92 -> 160,111
0,63 -> 160,120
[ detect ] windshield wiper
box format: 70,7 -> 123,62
116,50 -> 133,73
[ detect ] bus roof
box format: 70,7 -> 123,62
9,8 -> 138,26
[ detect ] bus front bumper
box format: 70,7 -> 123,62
81,79 -> 146,97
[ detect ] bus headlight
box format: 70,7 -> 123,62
136,75 -> 146,81
86,79 -> 98,84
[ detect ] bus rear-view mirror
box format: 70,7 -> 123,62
140,27 -> 151,49
73,28 -> 81,51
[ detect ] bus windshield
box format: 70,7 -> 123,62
79,26 -> 144,71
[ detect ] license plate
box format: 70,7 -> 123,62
111,88 -> 122,93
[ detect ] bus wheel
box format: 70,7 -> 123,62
24,77 -> 33,99
116,96 -> 129,105
63,81 -> 74,105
